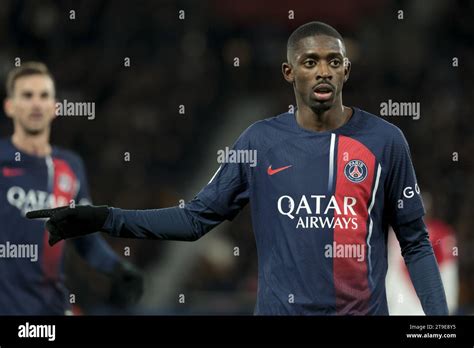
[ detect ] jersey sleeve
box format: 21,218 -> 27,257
384,128 -> 425,226
195,128 -> 252,221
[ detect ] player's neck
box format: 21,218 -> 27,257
296,103 -> 352,132
11,128 -> 52,157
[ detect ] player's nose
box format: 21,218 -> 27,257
316,62 -> 332,80
30,95 -> 43,108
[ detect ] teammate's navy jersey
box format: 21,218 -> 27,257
0,137 -> 102,314
197,107 -> 425,315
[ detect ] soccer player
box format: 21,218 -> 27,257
1,62 -> 143,314
27,22 -> 448,315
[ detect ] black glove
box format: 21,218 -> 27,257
109,261 -> 144,307
26,205 -> 110,246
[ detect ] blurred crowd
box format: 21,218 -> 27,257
0,0 -> 472,314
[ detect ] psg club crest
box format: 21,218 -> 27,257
58,174 -> 73,193
344,160 -> 368,183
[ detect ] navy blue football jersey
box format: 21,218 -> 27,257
196,107 -> 425,315
0,137 -> 118,314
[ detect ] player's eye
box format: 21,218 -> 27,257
40,92 -> 50,99
304,60 -> 316,68
22,92 -> 33,99
330,59 -> 341,68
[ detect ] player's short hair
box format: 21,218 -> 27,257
6,62 -> 54,97
287,21 -> 345,61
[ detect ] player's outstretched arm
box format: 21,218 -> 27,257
26,198 -> 225,246
27,128 -> 250,246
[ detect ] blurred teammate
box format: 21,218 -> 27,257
0,62 -> 143,314
28,22 -> 448,315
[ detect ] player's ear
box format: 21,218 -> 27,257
4,98 -> 14,119
343,58 -> 351,83
282,62 -> 295,84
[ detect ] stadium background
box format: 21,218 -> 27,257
0,0 -> 472,314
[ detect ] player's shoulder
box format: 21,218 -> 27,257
0,137 -> 17,160
356,108 -> 408,145
243,111 -> 295,136
234,111 -> 295,149
255,111 -> 294,127
0,137 -> 14,150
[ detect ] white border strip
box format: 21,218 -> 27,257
45,155 -> 54,192
208,165 -> 222,184
328,133 -> 336,191
366,163 -> 382,287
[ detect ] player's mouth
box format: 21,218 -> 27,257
29,112 -> 43,120
313,83 -> 334,101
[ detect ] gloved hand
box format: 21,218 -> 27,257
26,205 -> 110,246
109,261 -> 144,307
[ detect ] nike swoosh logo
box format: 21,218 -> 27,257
267,165 -> 292,176
2,167 -> 25,177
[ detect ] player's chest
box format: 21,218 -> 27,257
253,135 -> 377,200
